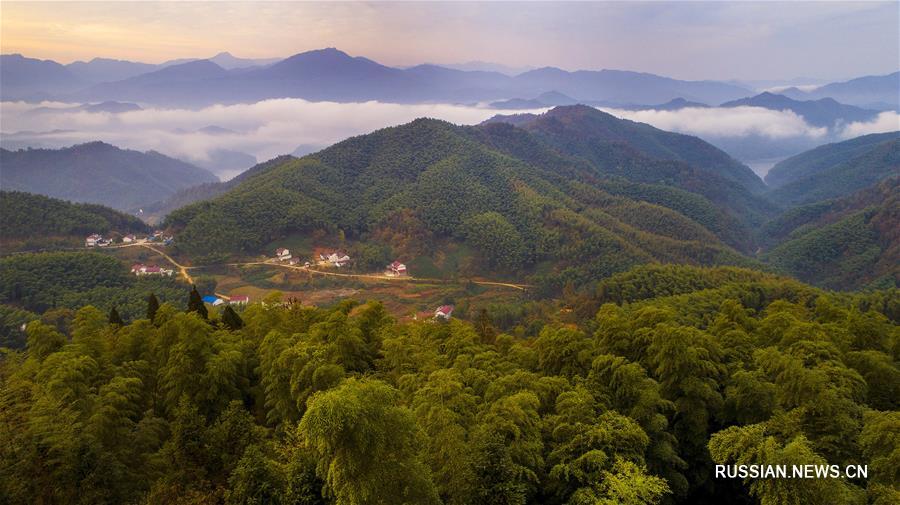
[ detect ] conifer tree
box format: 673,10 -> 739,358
108,306 -> 124,325
221,306 -> 243,330
147,293 -> 160,322
187,286 -> 208,319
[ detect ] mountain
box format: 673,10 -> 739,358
164,111 -> 767,291
509,67 -> 751,105
139,155 -> 297,222
780,72 -> 900,110
208,51 -> 281,69
27,48 -> 754,106
626,97 -> 709,111
0,142 -> 218,210
765,132 -> 900,206
0,191 -> 149,252
763,177 -> 899,289
440,60 -> 535,75
73,60 -> 231,104
720,92 -> 880,127
161,51 -> 282,69
0,54 -> 83,99
65,57 -> 157,84
491,105 -> 768,196
23,101 -> 142,116
490,91 -> 581,109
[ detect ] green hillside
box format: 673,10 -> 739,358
166,115 -> 758,290
139,155 -> 298,222
479,107 -> 774,228
0,191 -> 149,252
766,133 -> 900,206
0,141 -> 218,210
765,131 -> 900,188
764,177 -> 899,289
0,251 -> 187,318
494,105 -> 767,192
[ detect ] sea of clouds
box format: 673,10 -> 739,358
1,99 -> 897,180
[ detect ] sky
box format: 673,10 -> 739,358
1,1 -> 898,81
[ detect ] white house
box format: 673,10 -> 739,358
319,251 -> 350,267
387,261 -> 408,276
85,234 -> 102,247
276,248 -> 292,261
122,234 -> 136,244
131,264 -> 174,277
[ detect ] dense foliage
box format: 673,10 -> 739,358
766,134 -> 899,207
0,191 -> 149,251
0,251 -> 188,324
165,112 -> 759,289
762,177 -> 899,290
0,265 -> 897,505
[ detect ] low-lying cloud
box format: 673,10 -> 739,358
601,106 -> 829,139
840,111 -> 900,139
0,99 -> 548,179
4,98 -> 884,181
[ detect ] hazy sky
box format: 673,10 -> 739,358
1,1 -> 898,81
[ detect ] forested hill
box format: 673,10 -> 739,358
0,142 -> 218,210
0,191 -> 149,252
1,264 -> 897,504
165,112 -> 762,289
498,104 -> 768,195
763,177 -> 899,289
765,132 -> 900,206
138,155 -> 298,222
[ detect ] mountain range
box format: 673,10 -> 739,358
1,49 -> 753,106
3,49 -> 895,111
162,105 -> 773,291
780,72 -> 900,110
0,142 -> 218,210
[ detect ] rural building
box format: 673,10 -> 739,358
202,295 -> 224,306
320,251 -> 351,267
122,234 -> 136,243
276,248 -> 292,261
131,264 -> 174,277
85,234 -> 102,247
434,305 -> 454,320
387,261 -> 408,276
229,295 -> 250,305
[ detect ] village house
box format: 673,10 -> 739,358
202,295 -> 224,306
131,264 -> 175,277
434,305 -> 454,320
319,251 -> 351,267
276,248 -> 292,261
85,234 -> 102,247
122,234 -> 136,244
229,295 -> 250,305
386,261 -> 408,276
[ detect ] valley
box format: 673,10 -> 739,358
0,9 -> 898,504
